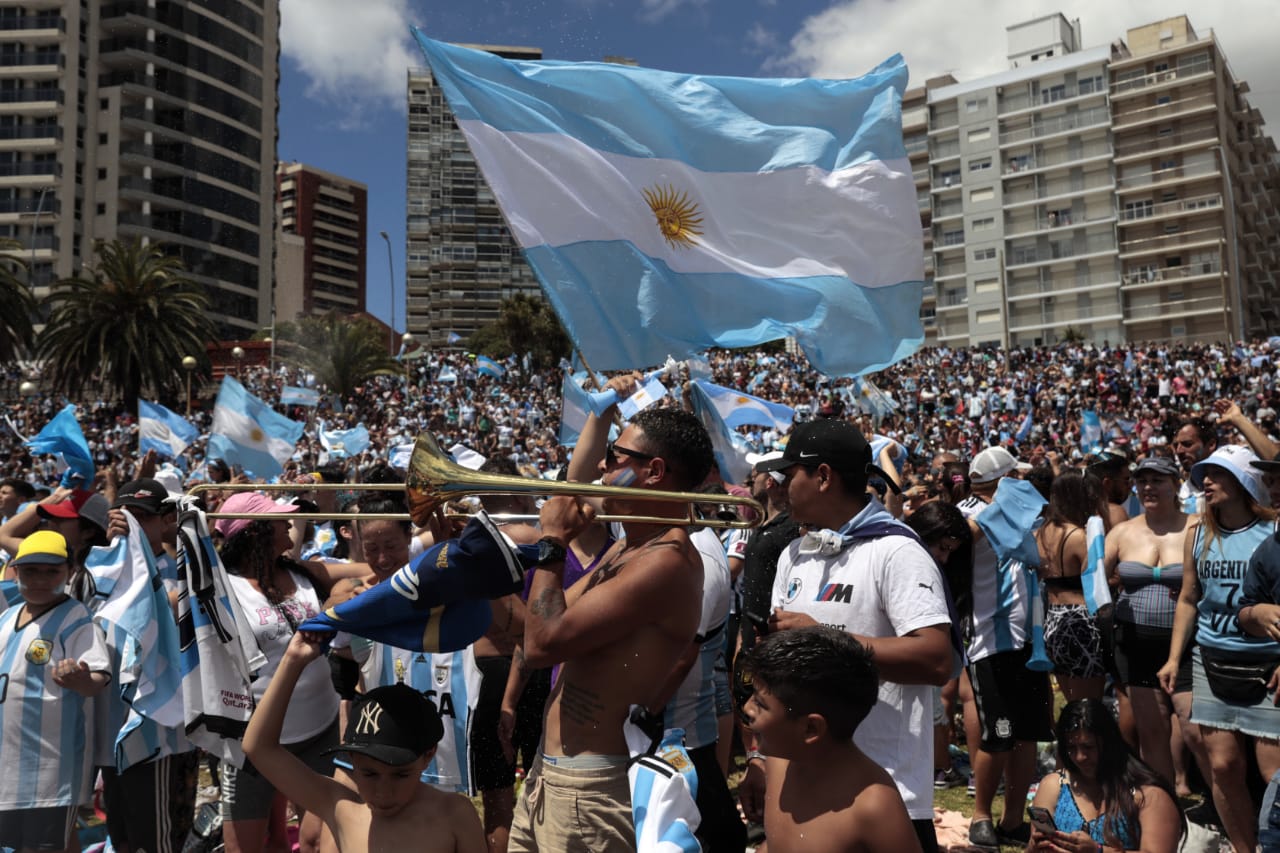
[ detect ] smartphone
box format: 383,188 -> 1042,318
745,610 -> 770,636
1027,805 -> 1056,835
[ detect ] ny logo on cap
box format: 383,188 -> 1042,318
356,702 -> 385,735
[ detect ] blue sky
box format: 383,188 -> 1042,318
276,0 -> 1273,329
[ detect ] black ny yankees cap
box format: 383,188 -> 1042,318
325,683 -> 443,766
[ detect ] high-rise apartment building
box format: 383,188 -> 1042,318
404,45 -> 542,347
276,161 -> 367,318
922,13 -> 1277,347
0,0 -> 278,335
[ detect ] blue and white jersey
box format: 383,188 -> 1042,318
663,528 -> 731,750
91,619 -> 188,771
300,522 -> 339,561
1194,519 -> 1273,654
0,597 -> 110,809
1179,481 -> 1205,516
960,498 -> 1030,663
358,641 -> 481,794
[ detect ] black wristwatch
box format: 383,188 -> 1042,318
534,536 -> 568,567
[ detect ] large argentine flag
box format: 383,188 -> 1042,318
208,376 -> 304,479
692,379 -> 794,432
414,33 -> 924,378
139,400 -> 199,460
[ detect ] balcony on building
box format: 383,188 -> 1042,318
1007,295 -> 1124,334
1003,167 -> 1115,208
1005,230 -> 1116,271
996,73 -> 1108,119
1006,266 -> 1120,302
0,12 -> 63,40
1115,157 -> 1220,194
1117,223 -> 1223,259
1113,124 -> 1219,164
998,104 -> 1109,148
1110,52 -> 1214,100
1002,139 -> 1111,177
1110,90 -> 1217,133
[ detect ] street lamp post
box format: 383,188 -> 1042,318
402,332 -> 414,386
28,186 -> 50,290
182,355 -> 198,417
231,346 -> 245,380
18,380 -> 36,397
380,230 -> 395,354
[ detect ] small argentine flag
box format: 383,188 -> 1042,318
208,376 -> 304,479
476,355 -> 505,378
139,400 -> 199,460
692,379 -> 793,432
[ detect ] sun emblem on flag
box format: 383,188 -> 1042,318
642,184 -> 704,249
249,426 -> 265,443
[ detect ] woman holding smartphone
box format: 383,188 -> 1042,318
1026,699 -> 1181,852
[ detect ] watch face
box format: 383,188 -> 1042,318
537,539 -> 565,564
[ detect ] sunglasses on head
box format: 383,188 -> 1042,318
605,441 -> 656,467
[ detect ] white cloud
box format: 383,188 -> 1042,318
745,22 -> 780,55
638,0 -> 708,24
771,1 -> 1277,131
280,0 -> 421,119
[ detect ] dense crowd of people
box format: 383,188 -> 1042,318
2,337 -> 1280,853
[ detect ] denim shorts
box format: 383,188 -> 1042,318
1189,647 -> 1280,740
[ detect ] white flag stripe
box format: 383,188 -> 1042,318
457,120 -> 923,285
211,403 -> 297,463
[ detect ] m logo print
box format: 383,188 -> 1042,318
356,702 -> 385,736
817,583 -> 853,604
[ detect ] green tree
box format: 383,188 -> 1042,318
275,311 -> 397,398
468,293 -> 572,368
0,238 -> 35,363
35,239 -> 215,411
1060,325 -> 1087,345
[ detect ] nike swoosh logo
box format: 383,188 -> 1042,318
799,451 -> 819,458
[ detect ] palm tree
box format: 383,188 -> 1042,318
36,239 -> 216,411
0,238 -> 35,362
276,311 -> 397,399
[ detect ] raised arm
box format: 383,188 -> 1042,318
1215,399 -> 1280,462
244,631 -> 357,823
565,373 -> 640,483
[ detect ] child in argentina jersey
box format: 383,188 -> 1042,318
0,594 -> 111,815
356,641 -> 481,793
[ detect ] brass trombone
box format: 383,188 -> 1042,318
191,432 -> 763,530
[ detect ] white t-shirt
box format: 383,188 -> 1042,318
771,531 -> 950,821
228,570 -> 338,743
663,528 -> 731,749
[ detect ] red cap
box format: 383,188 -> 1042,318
37,489 -> 96,520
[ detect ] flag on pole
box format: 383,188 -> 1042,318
413,32 -> 924,377
447,331 -> 462,345
26,403 -> 94,487
1015,409 -> 1034,443
559,372 -> 592,448
475,355 -> 506,378
692,379 -> 793,432
687,381 -> 751,485
1080,410 -> 1103,455
139,400 -> 199,460
280,386 -> 322,407
208,376 -> 304,479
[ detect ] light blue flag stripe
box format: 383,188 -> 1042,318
692,379 -> 793,432
320,423 -> 371,459
280,386 -> 322,407
414,31 -> 907,172
476,355 -> 506,378
527,244 -> 923,377
688,380 -> 751,485
26,403 -> 94,485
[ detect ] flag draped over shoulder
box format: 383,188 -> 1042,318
175,502 -> 267,767
139,400 -> 199,460
26,403 -> 94,486
413,32 -> 924,378
299,512 -> 533,652
208,376 -> 304,479
84,510 -> 186,770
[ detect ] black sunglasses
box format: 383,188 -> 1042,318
605,441 -> 656,467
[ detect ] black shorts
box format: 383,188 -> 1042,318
967,646 -> 1054,752
0,805 -> 76,851
101,750 -> 200,853
471,656 -> 551,792
1114,621 -> 1193,692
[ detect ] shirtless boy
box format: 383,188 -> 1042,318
244,631 -> 485,853
740,626 -> 921,853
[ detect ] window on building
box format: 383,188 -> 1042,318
1124,200 -> 1153,220
969,157 -> 992,172
1044,84 -> 1066,102
964,97 -> 988,113
970,187 -> 994,203
973,247 -> 996,261
972,216 -> 995,232
974,277 -> 1000,293
967,127 -> 992,143
976,308 -> 1002,324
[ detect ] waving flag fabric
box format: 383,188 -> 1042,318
208,376 -> 304,479
476,355 -> 506,378
1082,516 -> 1112,616
26,403 -> 94,486
687,380 -> 751,485
139,400 -> 199,460
1080,410 -> 1103,455
692,379 -> 793,432
319,422 -> 371,459
280,386 -> 322,407
414,32 -> 924,378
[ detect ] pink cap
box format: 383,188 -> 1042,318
214,492 -> 299,541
